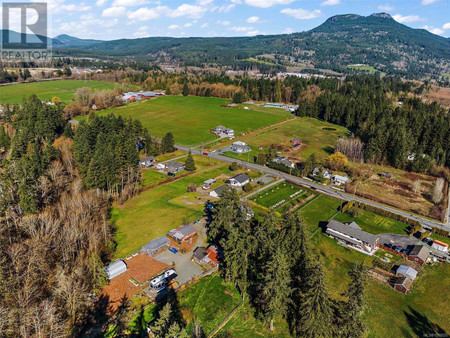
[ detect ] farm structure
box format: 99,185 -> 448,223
326,220 -> 379,254
141,236 -> 170,256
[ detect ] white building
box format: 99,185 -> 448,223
431,240 -> 449,253
332,174 -> 350,185
226,173 -> 250,187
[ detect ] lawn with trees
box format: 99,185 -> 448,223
250,182 -> 306,209
97,96 -> 288,146
0,79 -> 116,104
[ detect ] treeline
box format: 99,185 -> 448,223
207,189 -> 368,335
0,97 -> 112,336
296,75 -> 450,169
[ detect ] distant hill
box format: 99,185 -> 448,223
0,29 -> 63,47
53,13 -> 450,77
54,34 -> 103,47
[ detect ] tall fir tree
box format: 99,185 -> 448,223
161,132 -> 175,153
185,150 -> 196,171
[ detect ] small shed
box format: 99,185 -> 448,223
141,236 -> 170,256
392,277 -> 413,294
396,265 -> 418,281
106,260 -> 127,280
408,245 -> 429,265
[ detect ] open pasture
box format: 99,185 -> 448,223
0,79 -> 116,104
97,96 -> 288,146
250,181 -> 306,210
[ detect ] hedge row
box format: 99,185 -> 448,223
353,201 -> 421,228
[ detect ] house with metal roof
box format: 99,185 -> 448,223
396,265 -> 418,281
141,236 -> 170,256
332,174 -> 350,185
167,161 -> 185,172
230,141 -> 251,154
226,173 -> 250,187
168,224 -> 197,242
106,260 -> 127,280
408,245 -> 429,265
326,220 -> 379,254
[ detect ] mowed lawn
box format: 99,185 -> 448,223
235,117 -> 350,159
112,156 -> 233,258
250,181 -> 302,209
0,80 -> 116,104
98,96 -> 288,146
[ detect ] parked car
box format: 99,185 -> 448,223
167,172 -> 176,177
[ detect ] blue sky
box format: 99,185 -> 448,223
6,0 -> 450,39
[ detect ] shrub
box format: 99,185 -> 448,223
243,182 -> 253,193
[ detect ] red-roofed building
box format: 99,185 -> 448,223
205,246 -> 220,267
431,240 -> 449,253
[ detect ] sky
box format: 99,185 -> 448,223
3,0 -> 450,40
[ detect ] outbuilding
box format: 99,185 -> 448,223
408,245 -> 429,265
169,224 -> 197,242
106,260 -> 127,280
391,277 -> 413,294
396,265 -> 418,281
431,240 -> 449,253
141,236 -> 170,256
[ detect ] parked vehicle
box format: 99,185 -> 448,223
169,247 -> 178,254
168,172 -> 176,177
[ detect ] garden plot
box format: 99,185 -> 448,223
250,182 -> 309,210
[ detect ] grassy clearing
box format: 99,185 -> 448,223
112,156 -> 234,258
347,64 -> 386,76
141,169 -> 168,187
230,117 -> 349,160
178,274 -> 242,335
0,80 -> 117,104
235,103 -> 293,117
333,209 -> 410,235
250,181 -> 303,209
96,96 -> 287,146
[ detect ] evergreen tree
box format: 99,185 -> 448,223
161,132 -> 175,153
297,260 -> 334,337
185,150 -> 196,171
182,82 -> 190,96
262,248 -> 292,332
337,263 -> 368,337
150,303 -> 172,337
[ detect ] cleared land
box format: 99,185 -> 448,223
0,80 -> 116,104
219,117 -> 349,160
250,181 -> 304,209
96,96 -> 288,146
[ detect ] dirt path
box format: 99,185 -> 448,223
208,301 -> 244,338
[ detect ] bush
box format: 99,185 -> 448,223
229,162 -> 240,171
187,183 -> 197,192
243,182 -> 253,193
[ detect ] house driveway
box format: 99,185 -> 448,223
378,233 -> 418,248
153,220 -> 208,286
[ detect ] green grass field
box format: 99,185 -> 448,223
112,155 -> 234,258
347,65 -> 387,76
96,96 -> 288,146
232,117 -> 350,159
0,80 -> 117,104
250,181 -> 302,209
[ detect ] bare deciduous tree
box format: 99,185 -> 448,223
432,178 -> 445,204
336,137 -> 365,163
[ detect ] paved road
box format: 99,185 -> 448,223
176,145 -> 450,231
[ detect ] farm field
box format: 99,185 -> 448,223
97,96 -> 288,146
226,117 -> 349,160
347,64 -> 386,76
0,79 -> 116,104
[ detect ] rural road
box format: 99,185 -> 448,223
175,145 -> 450,232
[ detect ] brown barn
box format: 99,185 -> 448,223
391,277 -> 413,294
408,245 -> 429,265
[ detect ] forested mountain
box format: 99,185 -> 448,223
54,34 -> 103,48
55,13 -> 450,78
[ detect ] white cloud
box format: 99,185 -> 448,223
134,25 -> 149,37
281,8 -> 322,20
102,6 -> 126,17
442,22 -> 450,30
321,0 -> 340,6
61,4 -> 91,11
392,14 -> 425,23
421,0 -> 438,5
217,20 -> 230,25
127,6 -> 168,20
197,0 -> 213,5
169,4 -> 208,19
229,26 -> 253,32
96,0 -> 108,6
378,4 -> 394,11
244,0 -> 294,8
200,23 -> 208,28
217,4 -> 236,12
113,0 -> 150,6
283,27 -> 294,34
246,16 -> 260,23
422,25 -> 444,35
168,24 -> 180,29
184,22 -> 192,27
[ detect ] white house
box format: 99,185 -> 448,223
332,174 -> 350,185
431,240 -> 449,253
155,163 -> 166,170
226,173 -> 250,187
139,156 -> 156,167
210,185 -> 230,198
313,167 -> 332,179
273,156 -> 295,168
214,125 -> 234,137
230,141 -> 251,154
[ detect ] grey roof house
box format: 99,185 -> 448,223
210,185 -> 231,198
167,161 -> 185,172
139,156 -> 156,167
326,220 -> 379,254
396,265 -> 418,281
273,156 -> 295,168
226,173 -> 250,187
141,236 -> 170,256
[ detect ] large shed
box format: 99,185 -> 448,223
106,260 -> 127,280
141,236 -> 170,256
